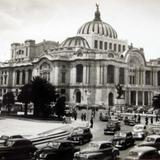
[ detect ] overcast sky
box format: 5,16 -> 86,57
0,0 -> 160,61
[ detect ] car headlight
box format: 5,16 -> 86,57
39,153 -> 47,158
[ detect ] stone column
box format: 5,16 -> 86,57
125,68 -> 128,85
104,65 -> 107,84
136,91 -> 138,106
25,70 -> 29,84
83,65 -> 86,84
19,71 -> 23,85
142,91 -> 144,106
143,70 -> 146,86
114,66 -> 119,85
128,91 -> 131,105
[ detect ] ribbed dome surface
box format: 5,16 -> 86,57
77,5 -> 118,39
60,36 -> 90,49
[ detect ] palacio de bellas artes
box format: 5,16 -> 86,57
0,3 -> 160,110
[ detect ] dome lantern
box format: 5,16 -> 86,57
94,3 -> 101,21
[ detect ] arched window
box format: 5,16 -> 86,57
119,68 -> 125,84
16,70 -> 20,85
76,64 -> 83,83
107,65 -> 114,83
108,92 -> 114,106
39,63 -> 50,81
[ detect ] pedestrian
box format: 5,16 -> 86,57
83,112 -> 86,121
74,110 -> 77,120
145,116 -> 148,125
156,115 -> 158,122
137,114 -> 141,123
81,113 -> 84,121
90,116 -> 93,128
150,116 -> 153,124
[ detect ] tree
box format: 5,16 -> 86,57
30,76 -> 56,117
3,92 -> 15,114
152,94 -> 160,110
17,84 -> 32,116
54,96 -> 66,119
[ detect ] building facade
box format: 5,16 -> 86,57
0,6 -> 160,108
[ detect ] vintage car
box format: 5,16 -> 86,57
138,135 -> 160,150
34,140 -> 80,160
0,138 -> 37,160
74,141 -> 119,160
132,124 -> 147,140
125,146 -> 160,160
99,112 -> 111,121
113,131 -> 135,149
67,127 -> 92,145
148,126 -> 160,135
0,135 -> 23,145
104,120 -> 121,135
124,117 -> 136,126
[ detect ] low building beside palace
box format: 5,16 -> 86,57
0,5 -> 160,108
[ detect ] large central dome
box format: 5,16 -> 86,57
77,5 -> 118,39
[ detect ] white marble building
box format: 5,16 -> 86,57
0,6 -> 160,108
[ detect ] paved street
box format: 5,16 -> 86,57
0,111 -> 157,160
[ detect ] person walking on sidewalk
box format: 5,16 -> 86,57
90,116 -> 94,128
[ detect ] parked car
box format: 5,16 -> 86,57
138,135 -> 160,150
132,124 -> 147,140
74,141 -> 119,160
99,112 -> 111,121
0,138 -> 37,160
0,135 -> 23,145
148,126 -> 160,135
67,127 -> 92,145
33,140 -> 80,160
113,131 -> 135,149
124,117 -> 136,126
125,146 -> 160,160
104,120 -> 121,135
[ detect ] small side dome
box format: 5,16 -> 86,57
60,36 -> 90,49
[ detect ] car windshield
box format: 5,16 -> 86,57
129,151 -> 139,157
88,143 -> 100,150
134,126 -> 144,130
115,132 -> 126,137
5,140 -> 14,147
145,137 -> 155,142
72,128 -> 83,134
47,142 -> 61,149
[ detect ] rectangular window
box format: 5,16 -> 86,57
123,45 -> 126,51
104,42 -> 107,50
94,40 -> 98,49
99,41 -> 103,49
109,43 -> 112,50
114,44 -> 117,52
62,72 -> 66,83
118,44 -> 121,52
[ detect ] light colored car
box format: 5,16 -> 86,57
74,141 -> 119,160
139,135 -> 160,150
132,124 -> 147,139
125,146 -> 160,160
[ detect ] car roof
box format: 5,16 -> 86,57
130,146 -> 157,154
90,141 -> 112,145
146,135 -> 160,139
134,124 -> 145,127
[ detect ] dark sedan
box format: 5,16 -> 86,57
33,140 -> 80,160
113,131 -> 135,149
67,127 -> 92,145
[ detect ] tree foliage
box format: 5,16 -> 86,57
17,84 -> 32,116
152,94 -> 160,109
54,96 -> 66,118
3,92 -> 15,114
